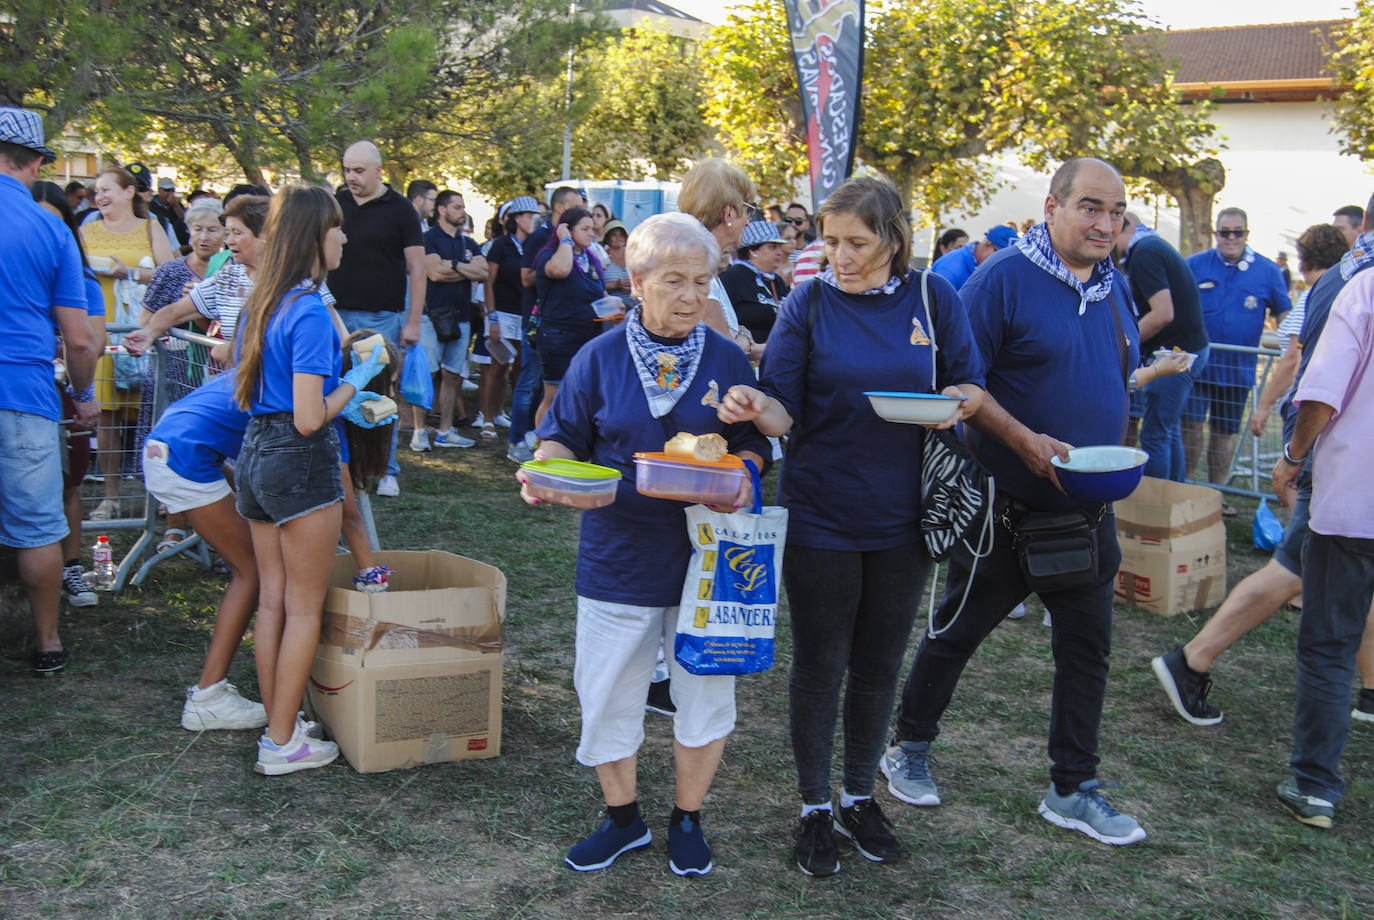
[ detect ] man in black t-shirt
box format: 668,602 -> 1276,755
1114,213 -> 1210,481
328,140 -> 426,496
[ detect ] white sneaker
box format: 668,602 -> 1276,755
409,429 -> 431,452
181,679 -> 269,731
62,564 -> 97,608
1006,602 -> 1027,620
472,412 -> 485,428
434,428 -> 476,448
254,721 -> 339,775
524,430 -> 538,450
492,412 -> 512,428
461,378 -> 478,392
376,474 -> 400,497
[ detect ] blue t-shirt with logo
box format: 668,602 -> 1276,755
962,248 -> 1141,512
0,174 -> 87,420
246,287 -> 341,415
1186,248 -> 1289,389
761,274 -> 985,550
147,372 -> 249,483
536,326 -> 770,606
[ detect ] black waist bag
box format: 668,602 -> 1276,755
1011,509 -> 1100,593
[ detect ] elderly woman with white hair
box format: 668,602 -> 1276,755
517,212 -> 770,878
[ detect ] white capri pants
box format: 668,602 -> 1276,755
575,596 -> 736,767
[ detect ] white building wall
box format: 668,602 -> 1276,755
921,100 -> 1373,262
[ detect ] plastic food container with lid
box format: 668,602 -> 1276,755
520,459 -> 622,509
633,452 -> 746,505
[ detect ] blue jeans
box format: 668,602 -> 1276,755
1140,345 -> 1209,481
337,309 -> 404,478
1290,532 -> 1374,802
509,335 -> 542,448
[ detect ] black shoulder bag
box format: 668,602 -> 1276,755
1009,286 -> 1130,594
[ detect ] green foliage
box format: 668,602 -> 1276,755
1332,3 -> 1374,160
699,0 -> 808,202
702,0 -> 1217,226
573,28 -> 711,180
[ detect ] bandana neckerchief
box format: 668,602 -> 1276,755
625,305 -> 706,419
817,267 -> 904,296
1015,221 -> 1113,315
1340,231 -> 1374,280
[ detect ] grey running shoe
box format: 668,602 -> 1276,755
1151,646 -> 1223,726
881,741 -> 940,806
1276,777 -> 1334,829
1038,779 -> 1147,845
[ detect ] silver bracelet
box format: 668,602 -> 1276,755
1283,442 -> 1307,465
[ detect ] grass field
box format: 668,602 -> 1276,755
1,435 -> 1371,920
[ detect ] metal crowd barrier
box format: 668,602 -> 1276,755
81,323 -> 378,591
1180,342 -> 1285,501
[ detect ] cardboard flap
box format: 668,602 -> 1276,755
1116,476 -> 1224,540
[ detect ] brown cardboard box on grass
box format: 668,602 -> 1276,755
307,550 -> 505,773
1114,477 -> 1227,617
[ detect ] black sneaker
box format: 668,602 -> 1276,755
646,679 -> 676,716
835,798 -> 904,863
793,809 -> 840,877
1352,688 -> 1374,724
34,648 -> 70,677
1151,646 -> 1223,726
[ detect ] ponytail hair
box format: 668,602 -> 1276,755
233,186 -> 342,410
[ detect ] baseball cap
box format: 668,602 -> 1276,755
157,177 -> 176,191
126,163 -> 153,191
986,225 -> 1018,250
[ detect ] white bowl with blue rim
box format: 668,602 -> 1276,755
1050,446 -> 1149,503
864,391 -> 966,425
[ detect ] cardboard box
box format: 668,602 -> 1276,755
1114,477 -> 1227,616
307,550 -> 505,773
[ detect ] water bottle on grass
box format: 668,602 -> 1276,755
93,536 -> 115,590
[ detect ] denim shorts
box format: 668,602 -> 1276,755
235,414 -> 343,525
1273,478 -> 1313,576
0,410 -> 67,548
1182,382 -> 1249,435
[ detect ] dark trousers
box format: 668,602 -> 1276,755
786,542 -> 930,804
893,508 -> 1121,789
1291,531 -> 1374,801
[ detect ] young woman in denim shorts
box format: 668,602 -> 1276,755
231,186 -> 394,775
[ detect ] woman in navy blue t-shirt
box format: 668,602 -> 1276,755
232,186 -> 395,777
533,207 -> 605,424
720,177 -> 986,876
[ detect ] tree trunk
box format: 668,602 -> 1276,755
1161,158 -> 1226,256
210,122 -> 267,188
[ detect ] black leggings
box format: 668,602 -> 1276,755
785,541 -> 931,804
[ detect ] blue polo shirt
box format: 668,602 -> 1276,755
0,174 -> 87,420
536,326 -> 770,607
246,288 -> 341,415
422,225 -> 480,315
1186,248 -> 1289,389
931,242 -> 979,291
962,248 -> 1140,512
761,275 -> 985,550
534,245 -> 604,331
148,373 -> 250,482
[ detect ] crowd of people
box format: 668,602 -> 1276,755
6,102 -> 1374,878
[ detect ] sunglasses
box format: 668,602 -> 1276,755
783,217 -> 807,226
1215,229 -> 1247,239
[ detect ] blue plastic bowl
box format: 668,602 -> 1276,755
1050,446 -> 1149,503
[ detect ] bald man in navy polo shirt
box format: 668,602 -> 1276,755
885,158 -> 1147,846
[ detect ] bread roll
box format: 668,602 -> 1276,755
360,396 -> 397,424
351,333 -> 389,368
663,431 -> 728,462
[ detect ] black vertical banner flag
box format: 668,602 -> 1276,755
783,0 -> 865,209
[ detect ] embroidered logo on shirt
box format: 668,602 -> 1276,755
656,353 -> 680,390
910,316 -> 931,346
700,379 -> 721,408
1244,295 -> 1258,310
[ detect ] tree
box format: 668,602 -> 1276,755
1331,4 -> 1372,160
700,0 -> 1220,249
699,0 -> 808,202
573,27 -> 711,180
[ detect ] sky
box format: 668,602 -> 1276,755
668,0 -> 1356,28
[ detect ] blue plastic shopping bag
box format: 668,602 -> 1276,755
674,461 -> 786,675
400,344 -> 434,410
1253,498 -> 1284,552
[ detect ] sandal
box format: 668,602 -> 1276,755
89,499 -> 117,522
1221,503 -> 1239,518
480,422 -> 497,440
157,528 -> 188,554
